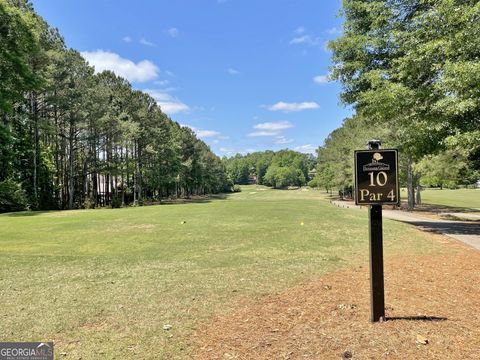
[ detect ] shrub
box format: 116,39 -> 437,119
308,178 -> 319,188
444,180 -> 458,190
111,195 -> 123,208
84,197 -> 96,209
0,179 -> 29,212
233,185 -> 242,192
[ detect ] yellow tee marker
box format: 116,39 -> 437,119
300,221 -> 304,226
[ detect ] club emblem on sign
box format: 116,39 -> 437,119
363,153 -> 390,171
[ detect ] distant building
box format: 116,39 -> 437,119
248,175 -> 257,185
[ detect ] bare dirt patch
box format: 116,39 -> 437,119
192,238 -> 480,359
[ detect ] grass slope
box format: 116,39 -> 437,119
416,188 -> 480,210
0,186 -> 444,359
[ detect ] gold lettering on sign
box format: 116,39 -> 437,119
360,189 -> 385,201
368,171 -> 388,186
360,189 -> 369,201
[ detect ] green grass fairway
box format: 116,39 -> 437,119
0,187 -> 444,359
402,188 -> 480,210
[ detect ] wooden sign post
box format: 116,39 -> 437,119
354,140 -> 399,322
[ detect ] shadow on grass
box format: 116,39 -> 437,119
159,193 -> 230,205
330,196 -> 479,215
1,210 -> 51,217
1,194 -> 232,216
386,315 -> 448,322
413,203 -> 480,214
320,192 -> 343,202
409,221 -> 480,236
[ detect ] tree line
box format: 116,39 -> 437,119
223,150 -> 316,189
312,0 -> 480,208
0,0 -> 228,212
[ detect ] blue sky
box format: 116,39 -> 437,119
32,0 -> 352,156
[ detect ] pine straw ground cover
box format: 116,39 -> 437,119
193,233 -> 480,359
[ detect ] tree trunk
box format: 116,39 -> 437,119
61,122 -> 67,209
415,176 -> 422,205
53,96 -> 61,206
121,146 -> 125,205
68,116 -> 75,209
92,131 -> 98,208
113,144 -> 117,198
407,157 -> 415,210
137,142 -> 142,204
133,142 -> 138,205
82,155 -> 88,207
30,92 -> 39,208
126,145 -> 130,198
105,134 -> 111,205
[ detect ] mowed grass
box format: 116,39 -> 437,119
0,186 -> 445,359
401,188 -> 480,210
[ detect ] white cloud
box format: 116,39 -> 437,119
313,74 -> 330,84
182,124 -> 225,140
227,68 -> 240,75
248,121 -> 294,137
81,50 -> 159,83
196,129 -> 221,138
266,101 -> 320,112
323,41 -> 331,53
295,26 -> 305,35
154,79 -> 170,86
254,121 -> 293,131
220,147 -> 255,156
295,144 -> 317,154
248,131 -> 279,137
122,36 -> 132,43
275,136 -> 294,144
144,89 -> 189,114
290,35 -> 309,44
289,27 -> 324,47
160,102 -> 189,114
326,27 -> 342,36
167,27 -> 179,38
289,35 -> 321,46
158,87 -> 177,93
140,38 -> 156,47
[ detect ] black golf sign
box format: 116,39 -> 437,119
354,149 -> 399,205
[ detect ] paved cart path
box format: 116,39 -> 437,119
331,201 -> 480,250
